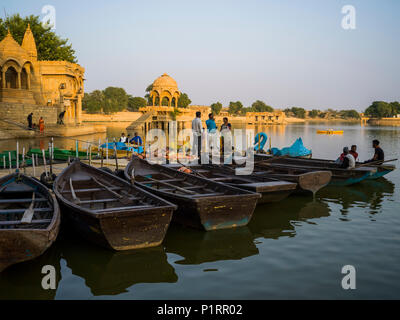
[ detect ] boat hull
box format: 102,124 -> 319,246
134,187 -> 259,231
0,175 -> 60,272
54,160 -> 177,251
60,202 -> 173,250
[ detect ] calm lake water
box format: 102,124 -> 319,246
1,122 -> 399,299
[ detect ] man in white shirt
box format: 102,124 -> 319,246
192,111 -> 203,163
119,133 -> 128,143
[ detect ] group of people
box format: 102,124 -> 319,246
27,113 -> 45,133
119,132 -> 143,146
192,112 -> 232,158
337,140 -> 385,169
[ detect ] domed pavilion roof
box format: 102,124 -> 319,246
152,73 -> 179,90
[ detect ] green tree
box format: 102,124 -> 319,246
228,101 -> 243,115
145,84 -> 153,105
365,101 -> 392,118
251,100 -> 273,112
103,87 -> 128,114
0,14 -> 77,63
178,93 -> 191,108
127,96 -> 147,111
211,102 -> 223,115
389,101 -> 400,115
290,107 -> 306,118
308,109 -> 320,118
340,109 -> 360,119
82,90 -> 104,113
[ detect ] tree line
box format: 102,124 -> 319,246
83,86 -> 192,114
211,100 -> 274,115
284,107 -> 361,119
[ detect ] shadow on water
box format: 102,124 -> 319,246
248,196 -> 331,240
316,178 -> 395,217
60,232 -> 178,296
0,241 -> 62,300
164,225 -> 259,265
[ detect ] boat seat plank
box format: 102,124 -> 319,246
0,198 -> 47,204
93,205 -> 155,213
0,219 -> 52,226
62,187 -> 123,194
0,208 -> 52,214
79,197 -> 141,204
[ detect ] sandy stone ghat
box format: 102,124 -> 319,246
0,159 -> 130,179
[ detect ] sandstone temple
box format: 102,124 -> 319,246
0,25 -> 85,128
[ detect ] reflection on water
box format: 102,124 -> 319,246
249,197 -> 331,240
0,243 -> 62,300
0,123 -> 399,299
317,178 -> 395,218
164,226 -> 258,265
60,232 -> 177,296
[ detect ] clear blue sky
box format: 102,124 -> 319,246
3,0 -> 400,110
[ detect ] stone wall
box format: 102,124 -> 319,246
81,111 -> 142,123
0,102 -> 60,128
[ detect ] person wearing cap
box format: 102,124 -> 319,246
340,147 -> 355,169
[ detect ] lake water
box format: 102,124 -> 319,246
1,122 -> 399,299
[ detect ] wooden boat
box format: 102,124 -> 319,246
268,156 -> 395,180
166,163 -> 298,203
124,157 -> 261,231
254,154 -> 377,186
316,129 -> 344,135
0,172 -> 60,272
255,154 -> 394,180
53,159 -> 177,250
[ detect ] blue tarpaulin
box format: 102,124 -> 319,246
100,142 -> 144,154
269,138 -> 312,157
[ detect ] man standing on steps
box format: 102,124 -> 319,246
27,112 -> 33,130
192,111 -> 203,164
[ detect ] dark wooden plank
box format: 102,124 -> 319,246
79,197 -> 141,205
93,205 -> 156,213
0,198 -> 47,204
0,219 -> 52,226
62,187 -> 123,194
0,208 -> 52,215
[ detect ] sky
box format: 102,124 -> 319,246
3,0 -> 400,111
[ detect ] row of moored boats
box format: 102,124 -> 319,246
0,154 -> 395,272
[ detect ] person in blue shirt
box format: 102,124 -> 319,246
205,113 -> 217,133
205,113 -> 218,153
130,132 -> 143,146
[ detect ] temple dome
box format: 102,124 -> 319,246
149,73 -> 180,107
0,30 -> 28,62
152,73 -> 178,89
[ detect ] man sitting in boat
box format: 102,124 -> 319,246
340,147 -> 356,169
119,133 -> 128,143
350,145 -> 358,161
130,132 -> 143,146
365,140 -> 384,163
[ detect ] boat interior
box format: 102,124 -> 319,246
0,176 -> 53,230
57,165 -> 162,213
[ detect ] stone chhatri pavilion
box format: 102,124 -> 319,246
150,73 -> 180,107
0,25 -> 85,125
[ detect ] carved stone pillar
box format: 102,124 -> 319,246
17,72 -> 21,89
